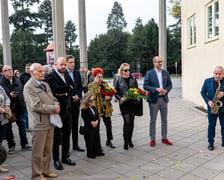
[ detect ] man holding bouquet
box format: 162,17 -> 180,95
88,68 -> 115,149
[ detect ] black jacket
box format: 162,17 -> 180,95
114,76 -> 138,100
66,69 -> 82,99
19,72 -> 31,86
0,76 -> 26,115
81,106 -> 99,133
47,70 -> 75,115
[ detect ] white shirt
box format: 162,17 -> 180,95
155,68 -> 163,89
55,70 -> 66,84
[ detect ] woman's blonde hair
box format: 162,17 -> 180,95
118,63 -> 130,77
80,92 -> 94,109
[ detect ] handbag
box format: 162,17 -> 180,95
79,126 -> 86,135
4,107 -> 17,122
79,117 -> 86,135
135,99 -> 143,116
0,145 -> 7,165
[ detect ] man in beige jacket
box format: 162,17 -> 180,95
24,63 -> 60,180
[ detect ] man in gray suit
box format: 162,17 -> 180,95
143,56 -> 172,147
24,63 -> 60,180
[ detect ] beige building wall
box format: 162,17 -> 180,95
182,0 -> 224,108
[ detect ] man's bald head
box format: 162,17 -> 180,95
55,57 -> 67,74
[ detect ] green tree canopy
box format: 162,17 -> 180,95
65,20 -> 78,52
38,0 -> 53,43
106,1 -> 127,32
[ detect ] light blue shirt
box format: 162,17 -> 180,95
155,68 -> 163,89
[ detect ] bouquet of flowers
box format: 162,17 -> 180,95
101,86 -> 117,97
121,88 -> 150,103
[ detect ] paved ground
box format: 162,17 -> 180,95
1,77 -> 224,180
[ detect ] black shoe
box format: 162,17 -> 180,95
106,141 -> 116,149
95,152 -> 105,156
208,144 -> 214,151
22,144 -> 32,151
129,142 -> 134,148
222,143 -> 224,147
73,145 -> 85,152
62,158 -> 76,166
124,143 -> 128,150
54,161 -> 63,170
87,154 -> 96,159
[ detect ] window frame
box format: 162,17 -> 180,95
188,14 -> 196,48
205,0 -> 219,42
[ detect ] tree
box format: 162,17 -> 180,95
38,0 -> 53,43
88,30 -> 130,77
127,18 -> 159,75
65,20 -> 78,52
9,0 -> 41,32
106,1 -> 127,32
168,0 -> 181,74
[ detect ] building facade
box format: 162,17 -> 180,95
182,0 -> 224,107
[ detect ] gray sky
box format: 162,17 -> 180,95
0,0 -> 176,45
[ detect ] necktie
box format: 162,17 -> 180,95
39,83 -> 47,92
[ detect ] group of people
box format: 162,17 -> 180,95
0,55 -> 174,180
0,54 -> 223,180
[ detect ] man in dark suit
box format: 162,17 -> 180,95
47,57 -> 76,170
201,66 -> 224,151
65,55 -> 84,152
143,56 -> 173,147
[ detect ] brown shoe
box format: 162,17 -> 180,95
40,177 -> 47,180
44,172 -> 58,178
0,166 -> 9,173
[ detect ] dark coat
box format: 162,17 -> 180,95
114,76 -> 138,100
81,106 -> 99,133
0,76 -> 26,115
19,72 -> 31,86
201,77 -> 224,113
47,70 -> 75,115
143,69 -> 172,103
66,69 -> 82,99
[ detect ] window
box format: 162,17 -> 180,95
206,0 -> 219,41
188,15 -> 196,47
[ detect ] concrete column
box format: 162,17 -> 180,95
78,0 -> 88,69
159,0 -> 167,70
1,0 -> 12,66
52,0 -> 65,62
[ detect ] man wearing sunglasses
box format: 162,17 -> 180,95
143,56 -> 173,147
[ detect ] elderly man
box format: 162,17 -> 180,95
0,65 -> 32,153
201,66 -> 224,151
24,63 -> 60,180
47,57 -> 76,170
143,56 -> 173,147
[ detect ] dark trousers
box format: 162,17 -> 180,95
6,113 -> 28,148
72,102 -> 80,148
102,116 -> 113,141
53,108 -> 72,161
208,111 -> 224,144
84,127 -> 102,157
0,123 -> 7,145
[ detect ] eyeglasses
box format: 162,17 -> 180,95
123,69 -> 130,72
155,61 -> 163,64
89,99 -> 95,103
4,69 -> 12,72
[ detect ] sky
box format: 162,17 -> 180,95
0,0 -> 176,46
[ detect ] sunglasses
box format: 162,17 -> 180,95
89,99 -> 95,103
123,69 -> 130,72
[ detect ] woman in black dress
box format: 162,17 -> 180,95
80,92 -> 104,158
114,63 -> 138,150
